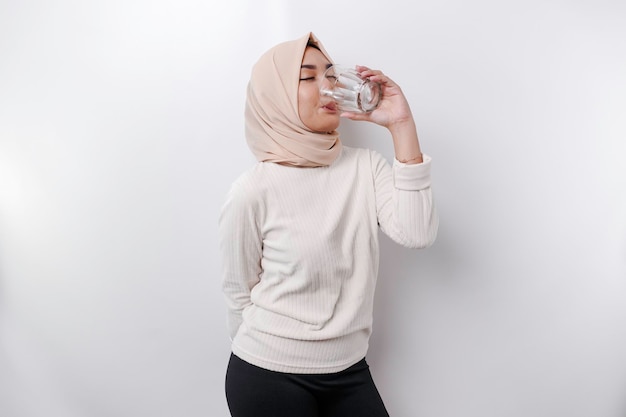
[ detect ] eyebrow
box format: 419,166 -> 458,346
300,63 -> 333,70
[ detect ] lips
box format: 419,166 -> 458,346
322,102 -> 338,111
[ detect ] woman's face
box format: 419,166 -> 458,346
298,47 -> 340,133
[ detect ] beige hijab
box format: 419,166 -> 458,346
245,32 -> 342,167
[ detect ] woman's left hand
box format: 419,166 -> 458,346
340,66 -> 414,129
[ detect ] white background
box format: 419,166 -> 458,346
1,1 -> 625,416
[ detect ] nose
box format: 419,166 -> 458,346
319,76 -> 336,100
319,78 -> 333,97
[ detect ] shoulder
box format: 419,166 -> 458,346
222,163 -> 268,212
340,146 -> 389,173
340,145 -> 386,165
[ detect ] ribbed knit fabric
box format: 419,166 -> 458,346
219,146 -> 438,374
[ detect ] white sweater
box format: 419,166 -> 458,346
219,146 -> 438,373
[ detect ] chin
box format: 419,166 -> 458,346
302,114 -> 340,133
322,124 -> 340,133
307,124 -> 340,134
317,119 -> 341,133
313,126 -> 339,134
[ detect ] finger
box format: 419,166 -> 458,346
358,71 -> 395,88
356,66 -> 384,79
369,73 -> 398,88
340,111 -> 370,122
359,69 -> 384,78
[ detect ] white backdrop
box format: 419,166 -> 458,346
1,1 -> 625,416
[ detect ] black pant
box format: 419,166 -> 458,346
225,353 -> 390,417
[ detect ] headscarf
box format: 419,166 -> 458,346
245,32 -> 342,167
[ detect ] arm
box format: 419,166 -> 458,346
219,178 -> 263,341
371,150 -> 438,248
343,66 -> 438,247
341,65 -> 424,164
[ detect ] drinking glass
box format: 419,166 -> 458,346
319,65 -> 381,113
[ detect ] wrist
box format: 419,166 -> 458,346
397,154 -> 423,164
388,117 -> 423,164
387,117 -> 416,135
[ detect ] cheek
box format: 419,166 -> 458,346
298,84 -> 319,115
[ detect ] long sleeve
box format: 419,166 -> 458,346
372,151 -> 439,248
219,176 -> 263,341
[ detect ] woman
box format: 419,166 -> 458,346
219,32 -> 438,417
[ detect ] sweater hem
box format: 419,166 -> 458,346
231,344 -> 368,374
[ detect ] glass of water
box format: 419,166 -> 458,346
319,65 -> 382,113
